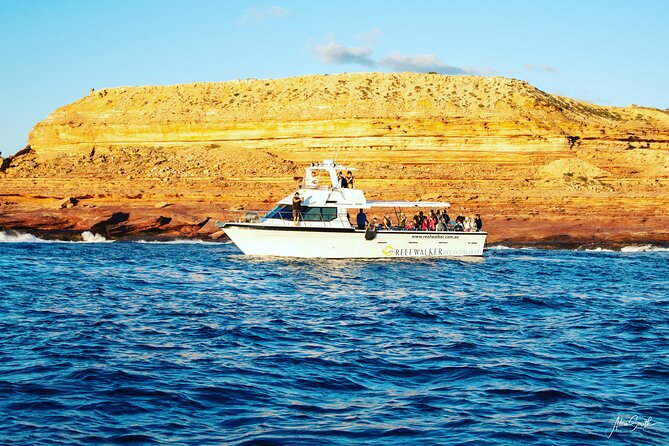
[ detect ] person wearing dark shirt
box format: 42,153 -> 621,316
337,171 -> 347,188
345,171 -> 354,188
453,212 -> 465,231
291,193 -> 302,225
356,209 -> 368,229
474,214 -> 483,232
418,211 -> 426,230
412,212 -> 421,230
442,210 -> 450,227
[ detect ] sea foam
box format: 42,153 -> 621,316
81,231 -> 112,243
0,231 -> 47,242
621,244 -> 669,252
487,245 -> 513,250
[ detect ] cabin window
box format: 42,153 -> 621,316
322,207 -> 338,221
301,206 -> 337,222
264,205 -> 293,220
264,205 -> 337,222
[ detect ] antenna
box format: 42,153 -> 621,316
341,146 -> 350,166
332,145 -> 341,165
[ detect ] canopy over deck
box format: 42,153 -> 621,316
367,201 -> 450,208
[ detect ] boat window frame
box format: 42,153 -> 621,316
264,205 -> 294,220
263,204 -> 338,222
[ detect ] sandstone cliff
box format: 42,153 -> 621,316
1,73 -> 668,245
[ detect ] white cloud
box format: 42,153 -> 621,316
314,36 -> 480,75
525,64 -> 558,73
316,42 -> 377,67
237,6 -> 289,26
379,52 -> 469,74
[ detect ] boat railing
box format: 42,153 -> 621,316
219,209 -> 268,223
220,209 -> 353,228
219,210 -> 486,232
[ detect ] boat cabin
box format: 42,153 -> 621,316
259,160 -> 451,229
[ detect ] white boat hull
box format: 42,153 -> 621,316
221,224 -> 486,258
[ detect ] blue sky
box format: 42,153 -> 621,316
1,0 -> 667,156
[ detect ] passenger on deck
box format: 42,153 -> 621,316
436,215 -> 445,231
337,171 -> 347,188
420,212 -> 429,231
345,171 -> 354,188
469,215 -> 479,231
442,209 -> 451,228
292,192 -> 302,225
365,217 -> 378,240
356,209 -> 368,229
412,212 -> 421,230
382,214 -> 392,230
475,214 -> 483,232
427,210 -> 437,231
464,216 -> 472,231
451,211 -> 463,231
398,212 -> 407,229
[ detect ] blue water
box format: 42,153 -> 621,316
0,238 -> 667,445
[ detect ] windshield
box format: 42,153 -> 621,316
263,205 -> 338,222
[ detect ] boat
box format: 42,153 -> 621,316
216,160 -> 487,258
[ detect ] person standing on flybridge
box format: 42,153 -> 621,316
337,171 -> 348,188
345,171 -> 354,188
292,192 -> 302,225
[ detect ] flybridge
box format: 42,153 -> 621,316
304,159 -> 356,189
301,160 -> 450,209
367,201 -> 450,208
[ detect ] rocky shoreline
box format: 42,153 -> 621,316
2,198 -> 667,251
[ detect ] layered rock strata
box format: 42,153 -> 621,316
1,73 -> 668,246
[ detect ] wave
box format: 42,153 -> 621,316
486,245 -> 534,251
621,244 -> 669,252
489,243 -> 669,253
81,231 -> 113,243
0,231 -> 48,243
583,247 -> 615,252
0,230 -> 114,243
0,231 -> 217,244
487,245 -> 513,250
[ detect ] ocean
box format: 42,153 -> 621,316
0,233 -> 667,445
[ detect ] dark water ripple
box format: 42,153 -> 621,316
0,242 -> 668,445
